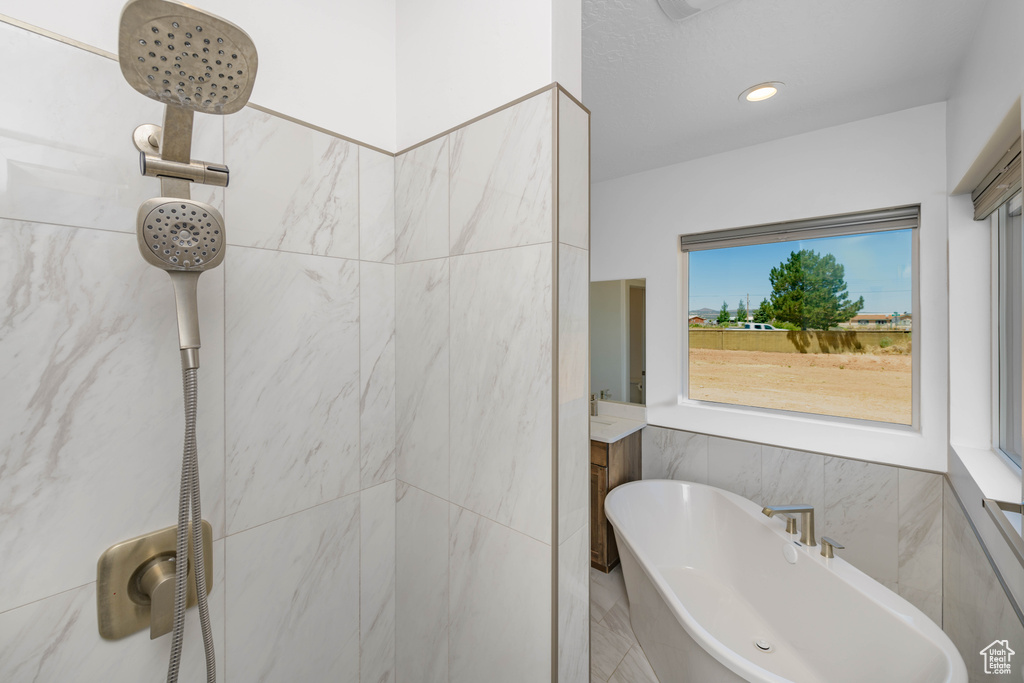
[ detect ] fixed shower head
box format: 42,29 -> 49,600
137,198 -> 225,271
120,0 -> 252,370
118,0 -> 258,115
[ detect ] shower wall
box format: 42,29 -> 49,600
0,22 -> 396,681
393,87 -> 590,683
0,19 -> 589,683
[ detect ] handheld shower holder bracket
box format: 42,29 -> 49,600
132,123 -> 230,188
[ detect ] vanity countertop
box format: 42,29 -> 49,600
590,414 -> 646,444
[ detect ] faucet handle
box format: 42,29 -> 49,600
820,536 -> 844,559
783,515 -> 798,535
136,555 -> 178,639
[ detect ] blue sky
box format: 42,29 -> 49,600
688,229 -> 913,315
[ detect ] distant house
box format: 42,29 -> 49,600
850,314 -> 891,326
840,313 -> 911,330
689,315 -> 706,324
690,307 -> 719,319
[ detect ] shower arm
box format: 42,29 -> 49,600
158,106 -> 193,200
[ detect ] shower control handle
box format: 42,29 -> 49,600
136,556 -> 177,639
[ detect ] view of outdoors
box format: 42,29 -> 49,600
688,229 -> 913,424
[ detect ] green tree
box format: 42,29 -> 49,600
737,299 -> 747,324
769,249 -> 864,330
717,300 -> 730,325
753,298 -> 773,323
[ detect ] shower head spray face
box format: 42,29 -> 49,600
137,198 -> 225,271
119,0 -> 258,115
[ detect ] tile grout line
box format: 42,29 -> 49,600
392,150 -> 400,683
604,643 -> 631,683
446,128 -> 453,683
357,145 -> 363,682
551,88 -> 560,683
0,579 -> 95,617
222,486 -> 369,539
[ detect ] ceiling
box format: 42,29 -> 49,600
583,0 -> 987,182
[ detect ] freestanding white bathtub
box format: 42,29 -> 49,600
604,480 -> 966,683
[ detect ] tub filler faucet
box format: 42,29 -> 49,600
762,504 -> 816,546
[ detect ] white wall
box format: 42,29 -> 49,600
0,0 -> 398,150
592,103 -> 949,472
552,0 -> 582,102
945,0 -> 1023,469
942,0 -> 1024,646
945,0 -> 1024,193
0,0 -> 584,153
395,0 -> 582,150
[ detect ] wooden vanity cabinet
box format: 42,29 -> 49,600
590,430 -> 641,572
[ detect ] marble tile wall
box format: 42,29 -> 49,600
449,244 -> 553,544
224,107 -> 359,258
0,22 -> 396,683
448,94 -> 552,255
1,23 -> 589,683
642,425 -> 943,624
395,258 -> 450,500
448,506 -> 552,683
943,481 -> 1024,683
395,137 -> 448,263
224,247 -> 361,534
394,87 -> 590,683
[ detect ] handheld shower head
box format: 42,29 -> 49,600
137,198 -> 225,368
118,0 -> 258,115
137,197 -> 225,271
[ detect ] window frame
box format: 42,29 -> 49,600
679,205 -> 921,431
994,191 -> 1024,469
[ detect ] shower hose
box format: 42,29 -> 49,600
167,366 -> 216,683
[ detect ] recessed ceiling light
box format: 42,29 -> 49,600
740,82 -> 784,102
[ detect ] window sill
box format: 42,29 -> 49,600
949,442 -> 1021,503
647,397 -> 944,471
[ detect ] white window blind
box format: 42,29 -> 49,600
973,137 -> 1022,221
679,205 -> 920,252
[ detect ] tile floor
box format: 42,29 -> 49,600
590,566 -> 659,682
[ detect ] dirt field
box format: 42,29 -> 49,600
689,348 -> 912,424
